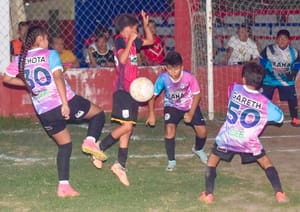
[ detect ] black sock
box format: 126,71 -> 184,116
165,138 -> 175,161
265,166 -> 283,193
100,133 -> 118,151
194,136 -> 206,150
288,97 -> 298,119
87,111 -> 105,140
205,166 -> 217,195
118,147 -> 128,168
57,143 -> 72,181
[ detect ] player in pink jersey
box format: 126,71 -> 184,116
146,51 -> 208,171
199,62 -> 289,204
3,25 -> 107,198
90,11 -> 153,187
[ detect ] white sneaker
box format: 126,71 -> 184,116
166,160 -> 176,171
192,147 -> 208,164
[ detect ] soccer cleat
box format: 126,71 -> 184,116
291,118 -> 300,127
81,138 -> 107,161
57,183 -> 80,198
199,191 -> 214,204
166,160 -> 176,171
111,162 -> 130,186
192,147 -> 208,164
275,192 -> 289,203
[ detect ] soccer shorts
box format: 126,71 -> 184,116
111,90 -> 139,125
164,106 -> 206,126
38,95 -> 91,135
262,85 -> 297,101
212,144 -> 266,164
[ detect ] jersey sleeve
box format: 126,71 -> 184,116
153,74 -> 165,96
267,101 -> 284,123
6,57 -> 19,77
49,50 -> 63,73
226,36 -> 235,48
135,38 -> 143,51
115,37 -> 126,52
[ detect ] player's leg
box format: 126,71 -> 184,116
110,127 -> 132,186
256,154 -> 289,203
261,85 -> 275,100
190,106 -> 208,164
164,107 -> 182,171
278,85 -> 300,127
66,95 -> 106,160
39,107 -> 80,198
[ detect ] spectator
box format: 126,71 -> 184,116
86,32 -> 115,67
141,19 -> 166,65
50,36 -> 80,71
10,21 -> 29,61
226,24 -> 260,65
260,29 -> 300,127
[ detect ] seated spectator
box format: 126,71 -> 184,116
140,19 -> 166,65
226,24 -> 259,65
86,32 -> 115,67
10,21 -> 29,61
50,36 -> 80,71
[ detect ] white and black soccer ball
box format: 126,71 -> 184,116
129,77 -> 154,102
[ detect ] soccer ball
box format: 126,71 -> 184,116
129,77 -> 154,102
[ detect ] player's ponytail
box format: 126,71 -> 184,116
18,25 -> 48,95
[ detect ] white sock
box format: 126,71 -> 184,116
59,180 -> 69,185
86,136 -> 96,142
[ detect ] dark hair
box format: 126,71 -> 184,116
115,14 -> 139,33
242,62 -> 265,89
164,51 -> 183,66
18,21 -> 29,29
95,32 -> 106,41
148,19 -> 156,25
277,29 -> 290,38
238,23 -> 250,33
18,25 -> 48,94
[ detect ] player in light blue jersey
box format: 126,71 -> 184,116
260,29 -> 300,127
146,51 -> 208,171
199,62 -> 289,204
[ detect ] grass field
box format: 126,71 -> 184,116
1,117 -> 300,212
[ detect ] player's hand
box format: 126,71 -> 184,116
61,104 -> 70,120
141,10 -> 149,25
129,31 -> 138,43
183,112 -> 192,123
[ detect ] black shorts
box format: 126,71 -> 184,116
262,85 -> 297,101
38,95 -> 91,136
164,106 -> 206,126
212,144 -> 266,164
111,90 -> 139,124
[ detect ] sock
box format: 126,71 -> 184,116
205,166 -> 217,195
118,147 -> 128,168
265,166 -> 283,193
87,111 -> 105,140
100,133 -> 118,151
59,180 -> 69,185
194,136 -> 206,150
165,138 -> 175,161
288,97 -> 298,119
57,143 -> 72,181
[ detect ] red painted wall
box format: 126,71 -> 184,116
0,66 -> 295,118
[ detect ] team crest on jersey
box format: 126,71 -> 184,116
122,109 -> 129,118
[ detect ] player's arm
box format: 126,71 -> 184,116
3,74 -> 26,87
118,35 -> 137,64
226,47 -> 233,64
266,101 -> 284,125
184,92 -> 200,123
87,47 -> 97,67
141,10 -> 154,46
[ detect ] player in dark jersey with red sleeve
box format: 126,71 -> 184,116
90,10 -> 153,186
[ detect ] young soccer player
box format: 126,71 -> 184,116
146,51 -> 208,171
90,10 -> 153,186
260,29 -> 300,127
199,62 -> 289,204
3,25 -> 107,197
